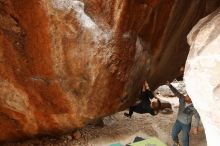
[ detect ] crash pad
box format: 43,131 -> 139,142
128,137 -> 167,146
109,143 -> 123,146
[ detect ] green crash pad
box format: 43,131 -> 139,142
109,143 -> 123,146
129,137 -> 167,146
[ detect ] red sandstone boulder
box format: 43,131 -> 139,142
0,0 -> 219,142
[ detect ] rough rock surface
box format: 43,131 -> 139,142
0,0 -> 219,142
184,8 -> 220,146
155,80 -> 186,97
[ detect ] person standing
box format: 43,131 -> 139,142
166,81 -> 200,146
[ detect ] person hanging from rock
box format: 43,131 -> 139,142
124,81 -> 161,118
166,81 -> 200,146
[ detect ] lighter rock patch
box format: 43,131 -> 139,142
51,0 -> 112,43
135,36 -> 144,60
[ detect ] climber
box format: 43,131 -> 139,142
124,81 -> 161,118
166,81 -> 200,146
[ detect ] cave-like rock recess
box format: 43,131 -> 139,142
0,0 -> 219,142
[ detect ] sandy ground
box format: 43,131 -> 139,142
3,98 -> 207,146
3,83 -> 207,146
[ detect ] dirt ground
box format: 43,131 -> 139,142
3,83 -> 207,146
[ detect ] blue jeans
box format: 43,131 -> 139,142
172,120 -> 191,146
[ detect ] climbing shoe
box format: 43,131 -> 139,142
124,113 -> 131,118
172,142 -> 180,146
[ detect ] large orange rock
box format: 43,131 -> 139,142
0,0 -> 219,142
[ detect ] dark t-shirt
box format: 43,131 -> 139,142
137,89 -> 155,115
140,89 -> 154,105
